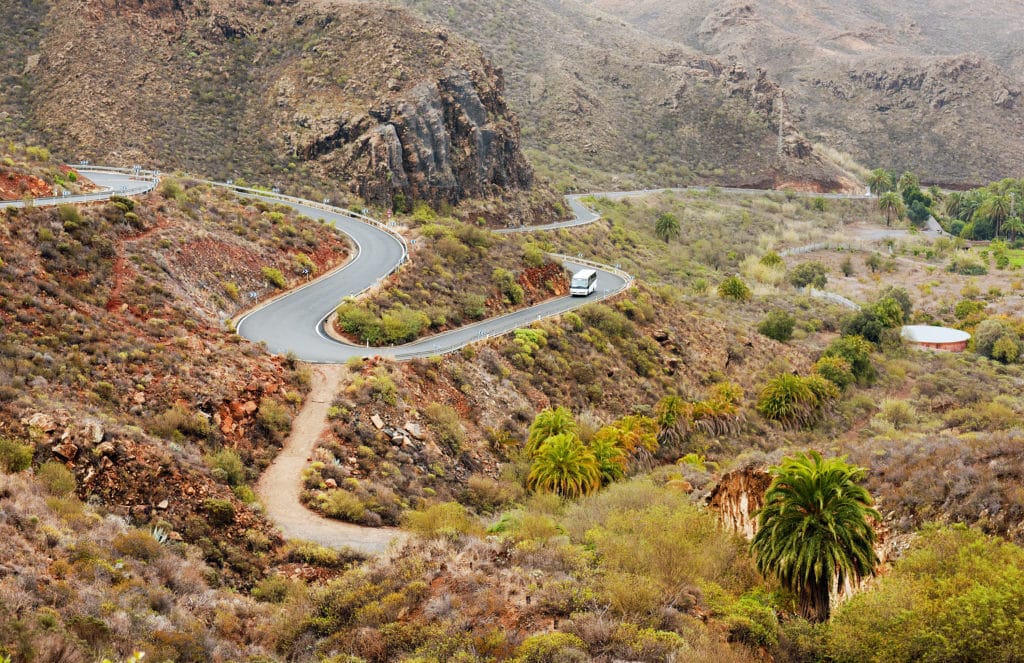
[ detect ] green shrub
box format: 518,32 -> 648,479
758,310 -> 796,342
317,490 -> 366,523
947,254 -> 987,275
37,461 -> 76,496
724,593 -> 780,648
424,403 -> 465,452
974,319 -> 1021,363
788,261 -> 828,289
760,251 -> 783,267
262,266 -> 286,288
823,335 -> 876,385
206,449 -> 246,487
460,293 -> 487,319
813,355 -> 855,390
150,404 -> 212,440
158,178 -> 183,199
112,529 -> 163,561
718,275 -> 751,301
288,541 -> 350,567
828,525 -> 1024,663
257,399 -> 292,442
514,632 -> 587,663
252,575 -> 292,603
202,498 -> 236,526
0,436 -> 33,472
401,502 -> 480,541
381,307 -> 430,343
222,281 -> 240,302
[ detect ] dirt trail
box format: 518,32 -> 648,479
257,364 -> 406,555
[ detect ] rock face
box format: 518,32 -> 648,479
329,66 -> 532,207
8,0 -> 537,211
706,466 -> 773,539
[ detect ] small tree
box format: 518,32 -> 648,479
878,191 -> 904,226
757,310 -> 796,342
788,261 -> 828,289
526,406 -> 577,457
718,276 -> 752,301
654,212 -> 681,243
752,452 -> 879,622
527,433 -> 600,498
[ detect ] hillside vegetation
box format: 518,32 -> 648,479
0,158 -> 356,586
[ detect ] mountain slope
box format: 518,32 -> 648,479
583,0 -> 1024,185
397,0 -> 858,192
2,0 -> 545,214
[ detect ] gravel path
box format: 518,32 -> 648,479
256,364 -> 406,555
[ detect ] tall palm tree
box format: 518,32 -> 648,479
588,431 -> 627,485
943,191 -> 963,220
655,212 -> 681,243
525,406 -> 577,457
878,191 -> 904,226
976,194 -> 1012,239
897,171 -> 919,195
751,451 -> 879,622
526,433 -> 600,498
959,189 -> 987,223
1003,216 -> 1024,242
865,168 -> 893,195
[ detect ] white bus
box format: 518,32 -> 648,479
570,268 -> 598,296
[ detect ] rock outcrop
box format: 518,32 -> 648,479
302,65 -> 533,208
12,0 -> 539,213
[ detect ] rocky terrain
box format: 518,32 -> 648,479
398,0 -> 859,193
0,146 -> 96,200
1,0 -> 556,220
582,0 -> 1024,185
0,165 -> 353,585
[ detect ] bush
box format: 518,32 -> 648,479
827,525 -> 1024,663
37,462 -> 76,496
822,335 -> 876,385
252,575 -> 292,603
112,529 -> 164,561
202,498 -> 236,526
262,266 -> 286,288
947,254 -> 987,275
514,632 -> 588,663
206,449 -> 246,487
257,399 -> 292,442
758,310 -> 796,342
724,593 -> 780,648
401,502 -> 480,541
813,355 -> 855,390
974,319 -> 1021,363
788,261 -> 828,289
876,399 -> 916,430
317,490 -> 366,523
718,276 -> 751,301
424,403 -> 465,452
0,436 -> 33,472
756,373 -> 837,428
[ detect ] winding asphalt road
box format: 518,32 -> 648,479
233,194 -> 630,362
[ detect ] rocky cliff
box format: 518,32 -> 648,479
4,0 -> 539,213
